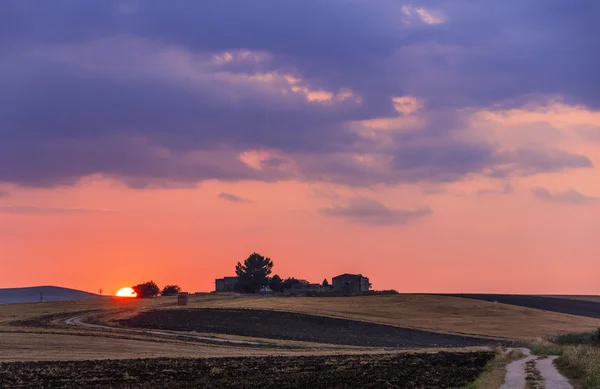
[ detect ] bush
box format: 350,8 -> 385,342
530,339 -> 563,356
132,281 -> 160,298
360,290 -> 399,296
554,332 -> 594,345
591,328 -> 600,345
286,289 -> 400,298
551,328 -> 600,346
558,345 -> 600,389
161,285 -> 181,296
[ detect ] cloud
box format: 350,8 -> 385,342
0,205 -> 112,215
0,190 -> 8,197
531,188 -> 599,205
477,183 -> 514,196
218,193 -> 251,203
0,1 -> 598,188
319,198 -> 432,226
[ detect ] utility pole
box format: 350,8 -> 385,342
98,288 -> 103,296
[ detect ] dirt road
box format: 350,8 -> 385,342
500,348 -> 573,389
64,314 -> 262,345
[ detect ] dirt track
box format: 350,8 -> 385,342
444,294 -> 600,319
500,348 -> 573,389
119,308 -> 503,348
65,315 -> 262,345
0,351 -> 494,389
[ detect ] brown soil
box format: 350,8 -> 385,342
118,308 -> 503,348
0,351 -> 494,388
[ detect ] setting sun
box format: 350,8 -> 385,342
116,287 -> 137,298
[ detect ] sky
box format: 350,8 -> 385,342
1,0 -> 599,295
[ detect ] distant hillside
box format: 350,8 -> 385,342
0,286 -> 100,304
443,294 -> 600,319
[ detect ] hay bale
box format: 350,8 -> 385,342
177,292 -> 189,306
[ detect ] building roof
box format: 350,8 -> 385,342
332,273 -> 367,279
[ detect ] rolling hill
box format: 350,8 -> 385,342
443,294 -> 600,319
0,286 -> 100,304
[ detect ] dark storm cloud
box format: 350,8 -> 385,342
218,193 -> 251,203
0,0 -> 597,187
532,188 -> 599,205
319,198 -> 432,226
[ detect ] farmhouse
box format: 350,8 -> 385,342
290,283 -> 322,295
332,273 -> 370,293
215,276 -> 238,292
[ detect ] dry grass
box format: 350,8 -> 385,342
2,293 -> 600,362
461,348 -> 524,389
7,294 -> 599,342
557,345 -> 600,389
0,297 -> 165,324
182,294 -> 600,340
0,332 -> 491,362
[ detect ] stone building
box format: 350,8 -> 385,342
332,273 -> 370,293
215,276 -> 238,292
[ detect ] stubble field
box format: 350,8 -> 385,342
1,293 -> 599,388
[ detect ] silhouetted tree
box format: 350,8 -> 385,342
269,275 -> 284,293
322,278 -> 330,288
282,277 -> 309,290
161,285 -> 181,296
235,252 -> 274,293
132,281 -> 160,298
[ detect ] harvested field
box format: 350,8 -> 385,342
0,351 -> 494,389
186,294 -> 600,340
2,293 -> 599,362
119,308 -> 501,348
445,294 -> 600,319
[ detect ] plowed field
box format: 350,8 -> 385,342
118,308 -> 501,348
0,351 -> 494,389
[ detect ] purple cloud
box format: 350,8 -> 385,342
319,198 -> 432,226
477,183 -> 514,196
218,193 -> 251,203
532,188 -> 599,205
0,0 -> 597,188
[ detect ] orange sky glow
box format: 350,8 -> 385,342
1,102 -> 598,295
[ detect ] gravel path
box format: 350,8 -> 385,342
500,348 -> 573,389
500,348 -> 536,389
536,356 -> 573,389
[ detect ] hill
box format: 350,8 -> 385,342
0,286 -> 100,304
443,294 -> 600,319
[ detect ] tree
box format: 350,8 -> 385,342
282,277 -> 309,290
235,252 -> 274,293
269,275 -> 283,293
161,284 -> 181,296
322,278 -> 330,288
132,281 -> 160,298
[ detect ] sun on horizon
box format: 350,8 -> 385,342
116,287 -> 137,298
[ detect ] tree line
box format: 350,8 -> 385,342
132,282 -> 181,298
130,252 -> 327,298
234,252 -> 319,293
